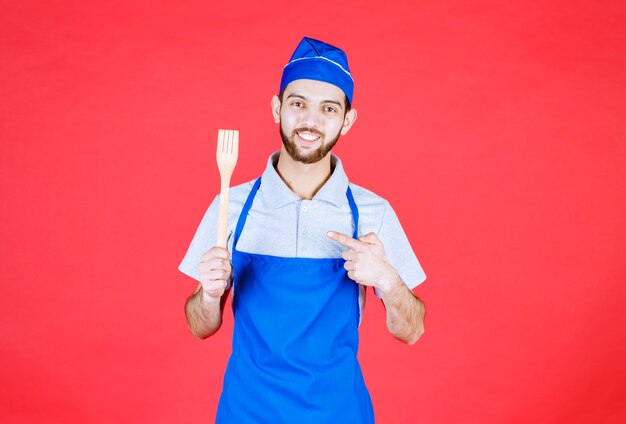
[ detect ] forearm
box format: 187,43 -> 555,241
379,278 -> 425,345
185,287 -> 227,339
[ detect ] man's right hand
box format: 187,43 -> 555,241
198,246 -> 232,303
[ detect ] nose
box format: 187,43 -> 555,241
299,107 -> 322,129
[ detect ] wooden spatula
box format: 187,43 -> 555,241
216,129 -> 239,248
195,129 -> 239,294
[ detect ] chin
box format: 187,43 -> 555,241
280,125 -> 340,164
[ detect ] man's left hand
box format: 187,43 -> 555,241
327,231 -> 401,294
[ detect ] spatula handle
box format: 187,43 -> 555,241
216,183 -> 230,248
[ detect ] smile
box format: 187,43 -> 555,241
295,131 -> 321,143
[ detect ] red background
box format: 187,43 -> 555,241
2,1 -> 625,423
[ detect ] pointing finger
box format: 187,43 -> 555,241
327,231 -> 365,251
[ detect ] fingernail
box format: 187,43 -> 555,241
327,231 -> 335,238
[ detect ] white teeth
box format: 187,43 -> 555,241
297,132 -> 319,141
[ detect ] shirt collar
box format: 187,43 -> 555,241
260,152 -> 350,209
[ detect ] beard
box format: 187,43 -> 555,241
280,125 -> 341,164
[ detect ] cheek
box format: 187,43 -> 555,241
326,119 -> 344,136
278,114 -> 294,131
280,111 -> 300,126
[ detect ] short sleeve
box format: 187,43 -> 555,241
178,195 -> 233,288
374,202 -> 426,296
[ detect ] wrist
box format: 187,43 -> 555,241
200,290 -> 222,306
377,270 -> 403,299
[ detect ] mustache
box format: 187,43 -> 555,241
293,127 -> 324,138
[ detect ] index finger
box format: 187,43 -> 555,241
327,231 -> 366,251
201,246 -> 230,261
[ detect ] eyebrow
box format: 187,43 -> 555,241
286,93 -> 343,109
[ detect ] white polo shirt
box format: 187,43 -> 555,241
180,152 -> 426,314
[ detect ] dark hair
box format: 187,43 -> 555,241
278,88 -> 352,114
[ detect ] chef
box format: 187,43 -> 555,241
180,36 -> 427,423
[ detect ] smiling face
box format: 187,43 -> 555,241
272,79 -> 357,164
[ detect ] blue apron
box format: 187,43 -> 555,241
216,177 -> 375,423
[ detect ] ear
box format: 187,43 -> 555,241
340,108 -> 358,135
271,95 -> 281,123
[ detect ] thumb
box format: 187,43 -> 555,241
358,232 -> 380,245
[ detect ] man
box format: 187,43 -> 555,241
180,37 -> 426,423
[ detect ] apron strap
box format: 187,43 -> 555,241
232,177 -> 262,250
346,186 -> 359,239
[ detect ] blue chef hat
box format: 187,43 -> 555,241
280,37 -> 354,105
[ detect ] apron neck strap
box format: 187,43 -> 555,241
346,186 -> 359,239
232,177 -> 360,250
233,177 -> 262,249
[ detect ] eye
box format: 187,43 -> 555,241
324,106 -> 338,113
291,101 -> 304,108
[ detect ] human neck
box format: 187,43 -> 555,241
275,147 -> 334,200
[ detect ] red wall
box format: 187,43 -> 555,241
1,1 -> 625,423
